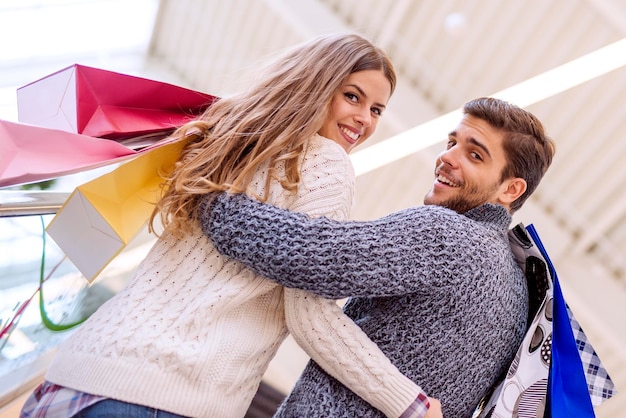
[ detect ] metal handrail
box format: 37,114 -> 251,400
0,190 -> 70,217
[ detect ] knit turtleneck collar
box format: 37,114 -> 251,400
464,203 -> 512,233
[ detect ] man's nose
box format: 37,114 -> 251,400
439,147 -> 459,168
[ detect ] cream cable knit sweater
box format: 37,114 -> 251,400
45,134 -> 422,418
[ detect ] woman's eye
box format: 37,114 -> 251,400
371,107 -> 382,116
345,92 -> 358,102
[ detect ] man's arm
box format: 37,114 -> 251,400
201,193 -> 475,299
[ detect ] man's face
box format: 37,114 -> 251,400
424,114 -> 511,213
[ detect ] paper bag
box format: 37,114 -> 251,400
0,119 -> 138,187
46,138 -> 187,281
17,64 -> 217,140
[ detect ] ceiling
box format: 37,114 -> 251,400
1,0 -> 624,414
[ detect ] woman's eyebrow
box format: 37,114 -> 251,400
346,83 -> 387,109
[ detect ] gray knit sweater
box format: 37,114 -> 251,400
201,194 -> 528,418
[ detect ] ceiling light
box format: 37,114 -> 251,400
351,37 -> 626,176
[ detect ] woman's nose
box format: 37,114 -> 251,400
354,108 -> 371,128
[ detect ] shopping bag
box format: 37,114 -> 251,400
46,137 -> 188,282
546,254 -> 594,417
0,119 -> 138,187
17,64 -> 217,140
475,224 -> 616,417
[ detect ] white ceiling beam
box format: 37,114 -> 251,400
374,0 -> 413,50
351,36 -> 626,175
572,190 -> 626,255
583,0 -> 626,33
262,0 -> 347,38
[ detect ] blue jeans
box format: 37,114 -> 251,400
73,399 -> 189,418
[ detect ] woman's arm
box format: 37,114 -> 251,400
270,139 -> 430,417
284,288 -> 430,417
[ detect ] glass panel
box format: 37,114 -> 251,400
0,211 -> 155,405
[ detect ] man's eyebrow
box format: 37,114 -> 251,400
448,131 -> 492,158
469,137 -> 491,158
346,83 -> 387,109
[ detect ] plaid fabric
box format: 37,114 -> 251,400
567,305 -> 618,406
19,381 -> 104,418
399,392 -> 430,418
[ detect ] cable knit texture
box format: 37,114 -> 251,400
202,194 -> 529,417
45,134 -> 423,418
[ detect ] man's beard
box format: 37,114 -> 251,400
424,182 -> 500,214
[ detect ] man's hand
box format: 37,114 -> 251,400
424,397 -> 442,418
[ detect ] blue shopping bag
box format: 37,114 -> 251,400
527,225 -> 595,417
475,224 -> 616,418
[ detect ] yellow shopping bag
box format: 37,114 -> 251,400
46,138 -> 187,281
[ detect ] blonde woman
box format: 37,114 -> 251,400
21,33 -> 435,418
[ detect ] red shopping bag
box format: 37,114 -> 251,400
17,64 -> 217,140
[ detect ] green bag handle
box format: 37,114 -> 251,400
39,216 -> 88,331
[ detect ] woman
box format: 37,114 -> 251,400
21,33 -> 433,418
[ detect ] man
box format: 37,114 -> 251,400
200,97 -> 556,417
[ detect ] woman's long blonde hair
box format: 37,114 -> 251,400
151,32 -> 396,236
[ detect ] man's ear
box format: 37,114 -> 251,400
497,177 -> 527,206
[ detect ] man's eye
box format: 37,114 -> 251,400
471,151 -> 483,161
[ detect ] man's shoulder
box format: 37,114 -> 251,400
400,203 -> 505,216
398,204 -> 468,222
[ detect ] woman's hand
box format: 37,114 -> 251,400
424,397 -> 442,418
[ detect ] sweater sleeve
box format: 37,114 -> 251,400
200,192 -> 485,299
276,139 -> 428,417
284,288 -> 429,417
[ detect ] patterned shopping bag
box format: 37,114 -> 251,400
475,224 -> 616,417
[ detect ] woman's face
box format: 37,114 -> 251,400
318,69 -> 392,153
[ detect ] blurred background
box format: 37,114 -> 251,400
1,0 -> 625,416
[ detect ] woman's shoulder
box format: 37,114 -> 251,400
306,134 -> 349,159
301,134 -> 352,174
